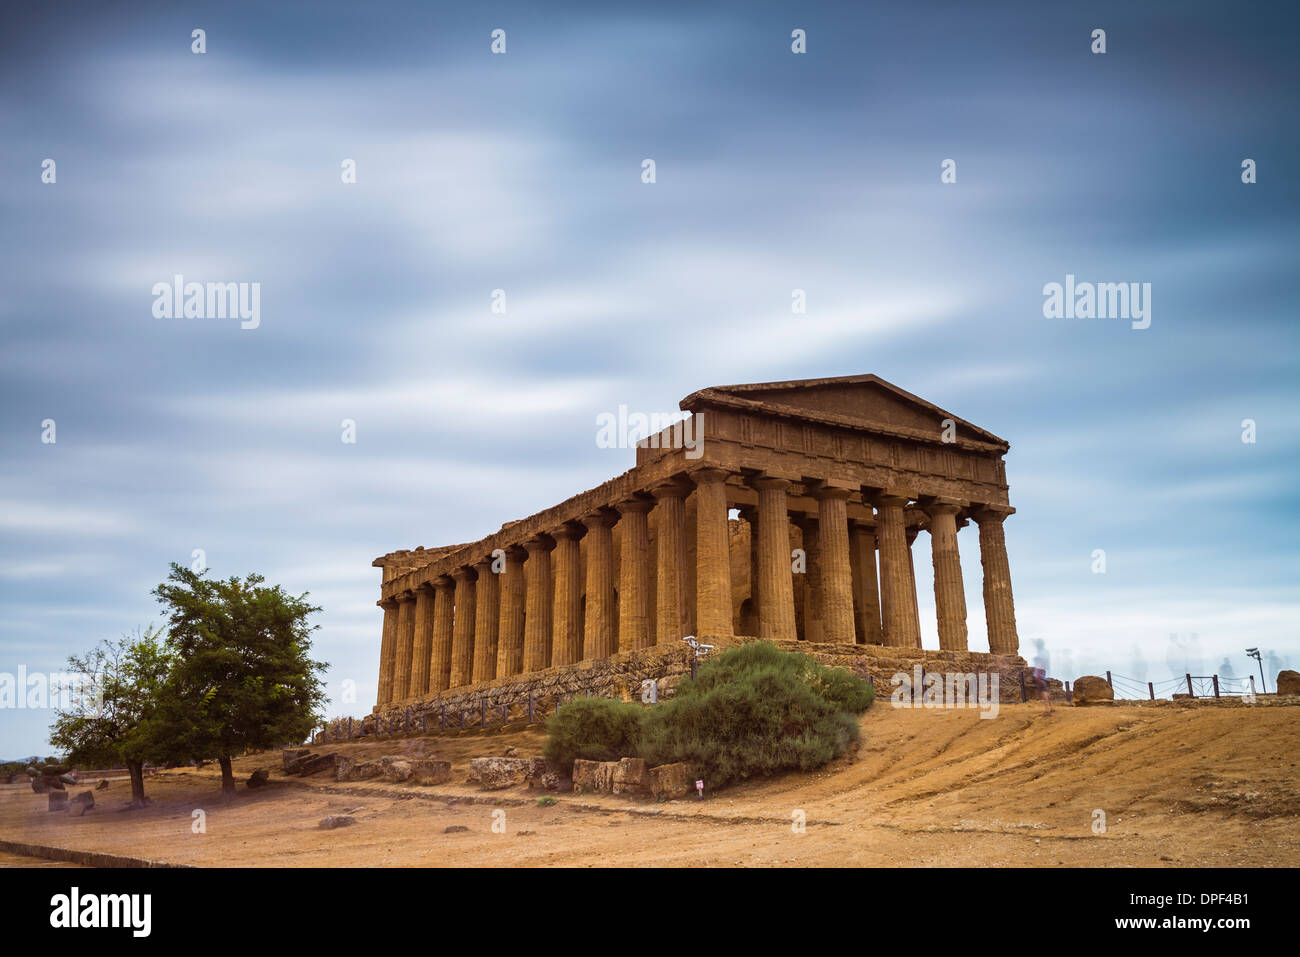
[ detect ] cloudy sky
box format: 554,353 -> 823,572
2,1 -> 1296,756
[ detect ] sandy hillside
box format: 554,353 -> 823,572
2,701 -> 1296,867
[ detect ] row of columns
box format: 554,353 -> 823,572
377,471 -> 1019,704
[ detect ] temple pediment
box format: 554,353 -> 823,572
680,374 -> 1007,450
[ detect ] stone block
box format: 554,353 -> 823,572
48,791 -> 68,812
1072,675 -> 1114,705
318,815 -> 355,829
281,748 -> 311,772
286,752 -> 338,776
410,759 -> 452,785
246,768 -> 270,788
649,762 -> 691,800
1277,670 -> 1300,695
572,759 -> 617,794
611,757 -> 649,796
335,757 -> 383,782
468,756 -> 546,790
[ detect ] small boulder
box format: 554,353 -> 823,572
1277,670 -> 1300,695
444,825 -> 469,833
1072,675 -> 1115,705
318,815 -> 355,829
48,791 -> 69,812
67,791 -> 94,816
59,772 -> 79,785
285,752 -> 338,776
95,779 -> 110,790
31,776 -> 48,794
246,769 -> 270,789
649,763 -> 690,800
410,759 -> 452,786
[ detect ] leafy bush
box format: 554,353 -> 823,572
542,696 -> 646,773
639,642 -> 873,788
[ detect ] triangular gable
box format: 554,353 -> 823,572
680,374 -> 1007,450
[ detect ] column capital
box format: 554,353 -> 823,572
414,581 -> 436,596
869,489 -> 913,508
814,484 -> 854,502
550,520 -> 586,542
472,557 -> 494,574
522,534 -> 555,554
688,466 -> 731,487
378,597 -> 399,610
650,477 -> 691,500
397,589 -> 416,602
451,565 -> 477,583
971,503 -> 1016,524
750,473 -> 794,492
615,494 -> 655,515
433,574 -> 455,590
579,507 -> 619,529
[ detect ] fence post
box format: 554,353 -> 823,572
528,692 -> 535,724
502,702 -> 509,725
440,707 -> 446,730
1018,669 -> 1027,702
1148,681 -> 1154,701
1186,674 -> 1194,697
422,713 -> 428,733
1249,676 -> 1257,696
1213,675 -> 1220,698
481,698 -> 488,729
1105,671 -> 1112,689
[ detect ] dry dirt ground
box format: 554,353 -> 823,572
2,702 -> 1296,867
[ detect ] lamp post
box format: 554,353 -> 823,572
1246,648 -> 1266,693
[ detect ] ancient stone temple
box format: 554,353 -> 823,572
371,374 -> 1022,710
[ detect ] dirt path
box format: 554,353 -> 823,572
2,702 -> 1295,867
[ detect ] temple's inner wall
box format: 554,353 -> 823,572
370,377 -> 1025,712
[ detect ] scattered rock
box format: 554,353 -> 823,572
336,757 -> 384,782
649,763 -> 691,800
379,757 -> 414,783
59,772 -> 79,785
95,779 -> 109,790
318,815 -> 355,829
48,791 -> 69,812
285,752 -> 338,776
467,757 -> 546,790
503,745 -> 518,757
246,769 -> 270,789
66,791 -> 94,817
409,759 -> 452,785
281,748 -> 311,772
1277,670 -> 1300,695
1072,675 -> 1115,705
444,825 -> 469,833
30,776 -> 48,794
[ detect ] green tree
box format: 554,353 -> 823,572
48,626 -> 173,806
152,563 -> 326,799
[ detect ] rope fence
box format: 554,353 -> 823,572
1087,671 -> 1258,702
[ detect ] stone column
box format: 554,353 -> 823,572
582,510 -> 618,660
815,485 -> 856,643
973,505 -> 1020,654
652,480 -> 690,646
550,523 -> 584,666
391,591 -> 417,701
873,492 -> 921,647
522,535 -> 553,672
906,523 -> 923,648
737,504 -> 760,632
795,514 -> 822,642
753,476 -> 798,641
376,598 -> 399,704
617,498 -> 653,652
496,546 -> 527,676
430,576 -> 455,691
472,558 -> 501,683
692,468 -> 734,638
409,583 -> 436,697
925,501 -> 969,651
449,567 -> 477,688
848,522 -> 883,644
